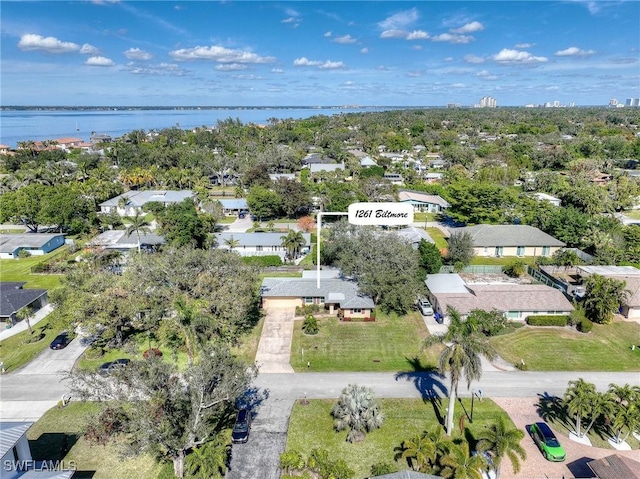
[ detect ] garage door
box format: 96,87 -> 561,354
262,298 -> 300,309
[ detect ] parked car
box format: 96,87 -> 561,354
417,297 -> 434,316
49,332 -> 70,350
99,358 -> 131,374
238,211 -> 246,219
530,422 -> 566,462
471,451 -> 497,479
231,408 -> 251,444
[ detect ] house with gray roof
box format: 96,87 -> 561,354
0,282 -> 48,325
1,422 -> 74,479
215,232 -> 311,259
395,227 -> 434,248
425,273 -> 574,320
309,163 -> 345,175
88,230 -> 166,253
577,265 -> 640,319
218,198 -> 248,215
455,224 -> 565,258
0,234 -> 65,259
99,190 -> 195,216
397,190 -> 450,213
260,275 -> 374,319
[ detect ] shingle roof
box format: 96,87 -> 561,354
588,454 -> 640,479
261,277 -> 374,309
0,282 -> 48,318
0,234 -> 64,254
397,190 -> 450,208
456,225 -> 565,247
215,232 -> 311,247
218,199 -> 248,209
396,227 -> 434,245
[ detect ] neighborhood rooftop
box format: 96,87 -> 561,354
100,190 -> 194,207
261,277 -> 374,309
455,224 -> 565,247
0,234 -> 64,254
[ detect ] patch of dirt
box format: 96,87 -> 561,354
460,273 -> 533,284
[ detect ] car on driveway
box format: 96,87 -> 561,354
49,332 -> 70,350
99,358 -> 131,374
231,408 -> 251,444
530,422 -> 566,462
417,297 -> 434,316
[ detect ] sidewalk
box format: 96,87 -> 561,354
0,304 -> 54,341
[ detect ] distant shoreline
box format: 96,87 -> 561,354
0,105 -> 388,112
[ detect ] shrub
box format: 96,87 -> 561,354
578,318 -> 593,333
371,462 -> 397,476
302,315 -> 318,335
569,307 -> 586,327
17,249 -> 32,258
279,450 -> 305,475
503,260 -> 527,277
241,255 -> 282,267
526,315 -> 568,327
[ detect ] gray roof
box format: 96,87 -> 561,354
309,163 -> 345,173
17,471 -> 75,479
578,265 -> 640,277
215,232 -> 311,247
89,230 -> 166,248
100,190 -> 194,208
425,274 -> 469,294
0,422 -> 33,458
218,199 -> 248,209
456,224 -> 565,247
588,454 -> 640,479
0,282 -> 48,317
0,234 -> 64,254
397,190 -> 450,208
261,277 -> 374,309
396,226 -> 434,245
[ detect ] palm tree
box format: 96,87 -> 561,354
223,236 -> 240,250
15,307 -> 33,334
607,383 -> 640,444
400,434 -> 436,472
476,416 -> 526,479
184,433 -> 230,478
125,212 -> 151,253
331,384 -> 384,443
439,441 -> 485,479
563,378 -> 597,438
582,391 -> 615,437
424,306 -> 496,435
280,230 -> 306,262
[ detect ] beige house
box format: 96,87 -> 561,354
454,224 -> 565,258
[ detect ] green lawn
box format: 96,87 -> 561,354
27,402 -> 163,479
290,311 -> 440,372
0,248 -> 67,288
414,212 -> 437,223
425,227 -> 448,249
0,316 -> 64,373
469,256 -> 537,266
286,398 -> 515,479
491,320 -> 640,371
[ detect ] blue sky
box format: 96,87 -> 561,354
1,1 -> 638,106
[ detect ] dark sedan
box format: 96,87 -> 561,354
99,358 -> 131,374
49,332 -> 70,350
231,409 -> 251,444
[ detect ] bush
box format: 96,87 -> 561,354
241,255 -> 282,267
578,318 -> 593,333
279,450 -> 305,475
302,315 -> 319,335
17,249 -> 32,258
503,260 -> 527,277
371,462 -> 397,476
295,304 -> 321,316
526,315 -> 569,327
569,307 -> 586,327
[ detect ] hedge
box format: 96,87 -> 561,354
241,255 -> 282,267
578,318 -> 593,333
525,315 -> 569,326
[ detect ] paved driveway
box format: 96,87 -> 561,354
255,308 -> 295,373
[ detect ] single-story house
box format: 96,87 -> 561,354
588,454 -> 640,479
383,173 -> 404,185
218,199 -> 248,216
425,273 -> 574,320
99,190 -> 195,216
0,422 -> 74,479
360,156 -> 378,167
88,230 -> 166,253
260,271 -> 374,319
0,234 -> 65,259
455,224 -> 565,258
215,232 -> 311,259
269,173 -> 296,182
532,192 -> 562,207
424,172 -> 444,183
577,265 -> 640,319
397,190 -> 450,213
0,282 -> 48,325
395,226 -> 435,248
309,163 -> 345,175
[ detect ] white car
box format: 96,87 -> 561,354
417,298 -> 434,316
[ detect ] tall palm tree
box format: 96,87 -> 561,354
223,236 -> 240,250
583,391 -> 615,437
607,383 -> 640,444
184,434 -> 230,479
125,212 -> 151,253
400,434 -> 436,472
563,378 -> 597,438
439,441 -> 485,479
280,230 -> 306,262
331,384 -> 384,443
476,416 -> 526,479
424,306 -> 496,435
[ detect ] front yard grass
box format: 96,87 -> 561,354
425,227 -> 448,249
28,402 -> 163,479
469,256 -> 537,266
290,311 -> 440,372
0,248 -> 67,289
286,398 -> 515,479
491,319 -> 640,371
0,316 -> 62,373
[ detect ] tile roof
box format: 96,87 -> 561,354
455,224 -> 565,247
0,234 -> 65,254
588,454 -> 640,479
0,282 -> 48,317
261,277 -> 374,309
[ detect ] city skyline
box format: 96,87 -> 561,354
1,1 -> 639,107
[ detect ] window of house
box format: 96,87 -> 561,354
542,246 -> 550,256
495,246 -> 503,257
304,297 -> 313,304
352,308 -> 362,313
517,246 -> 525,256
256,246 -> 263,251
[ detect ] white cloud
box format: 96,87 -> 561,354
492,48 -> 548,63
444,57 -> 454,62
555,46 -> 596,57
464,54 -> 485,64
215,63 -> 248,71
281,17 -> 298,24
407,70 -> 423,77
169,45 -> 276,64
128,63 -> 187,76
407,30 -> 430,40
293,57 -> 346,69
324,31 -> 332,38
451,21 -> 484,34
80,44 -> 99,55
18,33 -> 79,53
431,33 -> 473,44
124,47 -> 152,60
85,56 -> 115,66
515,43 -> 534,49
451,83 -> 466,88
271,68 -> 284,73
477,70 -> 498,80
333,34 -> 357,44
360,48 -> 369,54
380,29 -> 408,39
294,57 -> 321,67
378,8 -> 419,30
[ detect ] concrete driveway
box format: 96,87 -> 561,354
255,308 -> 295,373
225,215 -> 253,233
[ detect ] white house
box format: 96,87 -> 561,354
397,190 -> 450,213
214,232 -> 311,259
533,192 -> 562,207
99,190 -> 195,217
455,224 -> 565,258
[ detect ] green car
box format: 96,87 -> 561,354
530,422 -> 566,462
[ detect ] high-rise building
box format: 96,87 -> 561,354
478,96 -> 497,108
626,98 -> 640,106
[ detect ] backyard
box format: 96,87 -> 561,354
0,247 -> 68,289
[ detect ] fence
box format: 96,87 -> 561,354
438,265 -> 504,274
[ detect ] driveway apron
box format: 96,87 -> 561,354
255,308 -> 295,373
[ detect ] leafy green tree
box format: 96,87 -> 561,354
582,391 -> 615,437
419,239 -> 443,274
399,434 -> 436,472
331,384 -> 384,443
607,383 -> 640,445
444,181 -> 518,224
445,231 -> 475,267
467,309 -> 507,337
439,441 -> 485,479
125,212 -> 152,253
280,230 -> 306,261
424,307 -> 496,435
477,416 -> 526,479
157,199 -> 208,249
563,378 -> 597,438
184,433 -> 230,479
247,185 -> 281,220
273,178 -> 312,218
502,260 -> 527,278
583,274 -> 628,324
